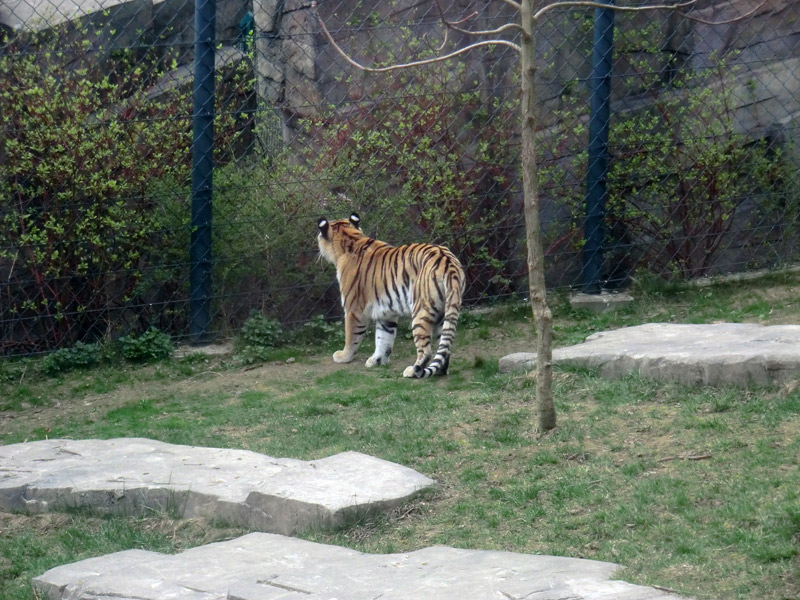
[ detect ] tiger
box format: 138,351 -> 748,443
317,213 -> 465,378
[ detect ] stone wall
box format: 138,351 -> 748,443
252,0 -> 800,158
6,0 -> 795,151
253,0 -> 520,146
10,0 -> 794,155
1,0 -> 249,71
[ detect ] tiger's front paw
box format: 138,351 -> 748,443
403,365 -> 417,378
333,350 -> 354,363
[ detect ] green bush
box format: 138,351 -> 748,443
0,24 -> 253,353
208,158 -> 349,333
539,26 -> 795,281
233,312 -> 285,365
0,26 -> 191,352
233,313 -> 344,365
604,62 -> 789,279
292,314 -> 342,345
239,313 -> 284,349
210,54 -> 521,331
41,342 -> 103,376
119,328 -> 173,362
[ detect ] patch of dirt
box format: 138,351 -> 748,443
0,511 -> 72,537
0,320 -> 536,441
0,510 -> 246,552
0,354 -> 340,440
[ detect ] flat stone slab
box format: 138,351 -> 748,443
32,531 -> 689,600
570,291 -> 635,314
0,438 -> 435,535
499,323 -> 800,386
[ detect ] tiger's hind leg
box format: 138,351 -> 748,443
425,315 -> 449,374
433,315 -> 451,375
403,309 -> 434,378
407,304 -> 456,378
366,320 -> 397,367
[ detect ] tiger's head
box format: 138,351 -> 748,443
317,213 -> 363,264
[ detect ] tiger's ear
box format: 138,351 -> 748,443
318,218 -> 329,238
349,213 -> 361,229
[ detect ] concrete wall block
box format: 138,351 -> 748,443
256,34 -> 284,82
281,9 -> 316,81
689,0 -> 800,69
253,0 -> 281,33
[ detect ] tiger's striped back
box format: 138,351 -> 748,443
318,214 -> 464,378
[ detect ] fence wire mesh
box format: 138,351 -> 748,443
1,0 -> 799,355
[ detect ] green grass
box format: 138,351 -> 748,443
2,272 -> 800,599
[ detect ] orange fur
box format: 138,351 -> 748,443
318,214 -> 464,378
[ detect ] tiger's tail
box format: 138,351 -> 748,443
415,259 -> 465,378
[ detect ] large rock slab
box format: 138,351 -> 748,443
499,323 -> 800,386
32,531 -> 689,600
0,438 -> 435,535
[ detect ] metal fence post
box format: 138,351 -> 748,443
189,0 -> 216,344
582,0 -> 615,294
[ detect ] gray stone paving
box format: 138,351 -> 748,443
0,438 -> 435,535
33,531 -> 689,600
499,322 -> 800,386
569,291 -> 635,314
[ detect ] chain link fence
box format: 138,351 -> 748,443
1,0 -> 799,355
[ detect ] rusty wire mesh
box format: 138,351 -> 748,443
1,0 -> 799,355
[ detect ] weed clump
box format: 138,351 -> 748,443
118,328 -> 173,363
234,313 -> 343,365
41,342 -> 103,375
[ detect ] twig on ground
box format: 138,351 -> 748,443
652,584 -> 682,594
658,453 -> 712,462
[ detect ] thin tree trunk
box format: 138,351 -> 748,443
520,0 -> 556,432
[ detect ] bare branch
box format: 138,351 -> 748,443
531,0 -> 766,26
436,27 -> 450,52
450,21 -> 525,37
449,9 -> 481,26
314,0 -> 762,75
433,0 -> 524,37
431,5 -> 480,51
533,0 -> 699,21
311,1 -> 521,73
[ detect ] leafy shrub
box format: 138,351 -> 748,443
0,24 -> 253,354
234,313 -> 343,365
0,26 -> 191,353
292,314 -> 342,345
239,313 -> 284,349
41,342 -> 103,375
207,158 -> 346,333
539,22 -> 794,282
119,328 -> 173,362
211,53 -> 522,332
605,64 -> 789,279
234,312 -> 285,365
